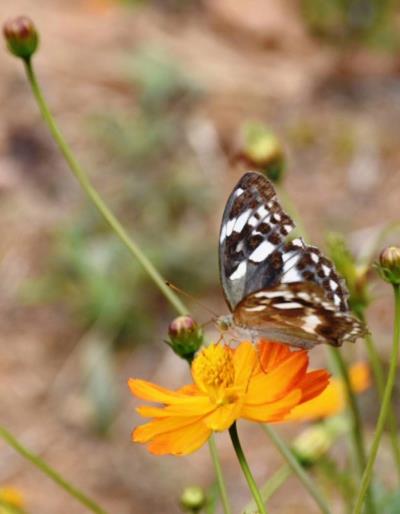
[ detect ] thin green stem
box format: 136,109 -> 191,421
361,320 -> 400,479
22,58 -> 231,511
24,59 -> 187,317
243,464 -> 291,514
229,423 -> 268,514
352,284 -> 400,514
329,349 -> 376,514
0,426 -> 109,514
208,436 -> 232,514
262,425 -> 331,514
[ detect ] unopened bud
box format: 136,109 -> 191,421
292,417 -> 349,467
167,316 -> 203,362
180,485 -> 206,512
234,122 -> 285,184
378,246 -> 400,285
3,16 -> 39,60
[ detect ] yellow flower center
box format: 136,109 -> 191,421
193,344 -> 235,395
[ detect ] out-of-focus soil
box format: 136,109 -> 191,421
1,1 -> 400,513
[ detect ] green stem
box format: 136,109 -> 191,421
352,284 -> 400,514
361,322 -> 400,479
208,436 -> 233,514
243,464 -> 291,514
329,349 -> 376,514
229,423 -> 268,514
22,58 -> 231,511
24,59 -> 187,317
262,425 -> 331,514
0,426 -> 109,514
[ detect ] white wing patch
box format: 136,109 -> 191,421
274,302 -> 303,309
229,260 -> 247,280
249,240 -> 275,262
302,314 -> 321,332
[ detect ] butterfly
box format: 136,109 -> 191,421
218,171 -> 367,349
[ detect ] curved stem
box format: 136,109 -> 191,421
24,59 -> 187,317
22,58 -> 231,511
352,284 -> 400,514
262,425 -> 331,514
0,426 -> 109,514
229,423 -> 268,514
329,349 -> 376,514
208,436 -> 232,514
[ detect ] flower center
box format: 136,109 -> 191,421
193,344 -> 235,391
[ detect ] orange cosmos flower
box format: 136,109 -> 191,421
128,340 -> 330,456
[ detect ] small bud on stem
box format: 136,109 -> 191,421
378,246 -> 400,285
3,16 -> 39,60
167,315 -> 204,362
234,122 -> 286,184
180,486 -> 206,512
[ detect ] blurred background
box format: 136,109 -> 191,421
1,0 -> 400,513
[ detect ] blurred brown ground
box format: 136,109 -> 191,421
1,1 -> 400,513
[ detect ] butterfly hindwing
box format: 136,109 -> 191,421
233,282 -> 366,348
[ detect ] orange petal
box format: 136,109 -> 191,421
241,389 -> 302,422
133,415 -> 203,443
204,401 -> 242,431
297,369 -> 331,403
258,340 -> 291,372
246,351 -> 309,404
233,341 -> 258,387
285,362 -> 369,422
128,379 -> 202,405
147,420 -> 212,456
136,406 -> 171,418
178,384 -> 199,395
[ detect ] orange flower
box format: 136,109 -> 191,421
285,362 -> 370,422
128,340 -> 330,456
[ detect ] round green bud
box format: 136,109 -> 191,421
180,486 -> 206,512
3,16 -> 39,60
167,315 -> 203,362
378,246 -> 400,285
292,425 -> 332,467
235,122 -> 286,184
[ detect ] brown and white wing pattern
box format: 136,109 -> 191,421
233,283 -> 367,349
219,172 -> 295,311
219,171 -> 367,348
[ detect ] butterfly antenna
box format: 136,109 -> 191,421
165,281 -> 218,318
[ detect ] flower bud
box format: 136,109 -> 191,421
378,246 -> 400,285
180,486 -> 206,512
292,417 -> 349,467
234,122 -> 285,184
167,316 -> 203,362
3,16 -> 39,60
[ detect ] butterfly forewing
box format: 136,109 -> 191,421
219,171 -> 367,348
219,172 -> 295,311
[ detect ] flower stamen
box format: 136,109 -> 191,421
193,344 -> 235,395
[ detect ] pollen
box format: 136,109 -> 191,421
193,344 -> 235,389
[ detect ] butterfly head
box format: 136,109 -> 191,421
215,314 -> 233,332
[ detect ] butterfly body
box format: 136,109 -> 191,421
218,172 -> 367,349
